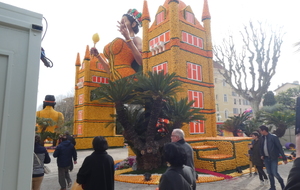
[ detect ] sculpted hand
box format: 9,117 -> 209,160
117,19 -> 130,40
90,47 -> 99,57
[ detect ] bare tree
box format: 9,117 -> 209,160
54,91 -> 74,133
214,21 -> 284,115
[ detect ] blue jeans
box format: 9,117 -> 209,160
264,157 -> 285,190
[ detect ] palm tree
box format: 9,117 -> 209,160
222,112 -> 252,136
164,97 -> 206,129
91,72 -> 205,170
36,117 -> 56,146
259,104 -> 295,137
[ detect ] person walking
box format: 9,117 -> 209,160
159,143 -> 196,190
250,132 -> 268,185
53,135 -> 77,190
32,135 -> 51,190
171,129 -> 197,179
65,131 -> 76,172
259,125 -> 287,190
76,136 -> 114,190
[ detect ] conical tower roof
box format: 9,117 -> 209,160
202,0 -> 211,21
75,53 -> 81,66
142,0 -> 151,21
84,45 -> 90,60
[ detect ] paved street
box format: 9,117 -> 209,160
42,148 -> 293,190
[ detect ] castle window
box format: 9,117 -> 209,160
187,62 -> 202,81
197,38 -> 203,48
188,90 -> 204,108
182,31 -> 203,49
77,124 -> 82,135
185,11 -> 195,24
77,77 -> 84,88
78,110 -> 83,120
78,94 -> 84,104
153,62 -> 168,75
156,11 -> 165,25
92,76 -> 109,84
149,31 -> 170,54
189,120 -> 204,134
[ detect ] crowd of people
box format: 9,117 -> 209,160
32,126 -> 300,190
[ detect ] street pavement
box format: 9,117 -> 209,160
42,147 -> 293,190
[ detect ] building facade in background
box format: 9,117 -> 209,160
213,62 -> 252,131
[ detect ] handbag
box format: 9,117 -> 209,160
34,153 -> 51,174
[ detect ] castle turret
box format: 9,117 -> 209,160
202,0 -> 216,137
202,0 -> 212,51
142,0 -> 151,73
74,52 -> 81,131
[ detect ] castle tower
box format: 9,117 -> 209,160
74,46 -> 124,149
144,0 -> 217,137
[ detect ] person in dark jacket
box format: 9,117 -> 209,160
32,135 -> 51,190
250,132 -> 268,185
53,135 -> 77,190
64,131 -> 76,172
259,125 -> 287,190
76,136 -> 114,190
171,129 -> 196,179
284,134 -> 300,190
159,143 -> 196,190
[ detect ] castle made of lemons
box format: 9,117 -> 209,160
73,0 -> 251,172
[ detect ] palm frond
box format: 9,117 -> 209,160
90,76 -> 135,103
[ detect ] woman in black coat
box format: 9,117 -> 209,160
251,132 -> 268,185
159,143 -> 196,190
76,136 -> 115,190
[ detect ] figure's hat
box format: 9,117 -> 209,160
125,9 -> 142,27
44,95 -> 55,103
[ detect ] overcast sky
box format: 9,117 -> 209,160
1,0 -> 300,108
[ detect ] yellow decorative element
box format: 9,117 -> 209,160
114,172 -> 224,185
115,168 -> 133,175
126,39 -> 132,43
92,33 -> 100,46
36,106 -> 64,133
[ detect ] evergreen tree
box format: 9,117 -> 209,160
263,91 -> 276,106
